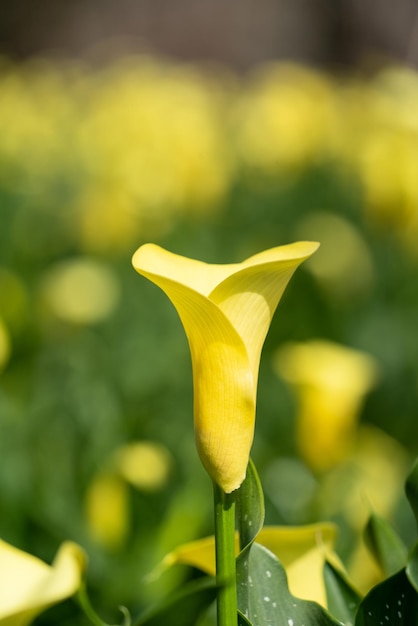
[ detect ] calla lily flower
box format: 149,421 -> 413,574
0,540 -> 86,626
132,242 -> 319,492
274,339 -> 379,471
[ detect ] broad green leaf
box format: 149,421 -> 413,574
405,458 -> 418,527
355,568 -> 418,625
236,542 -> 341,626
134,578 -> 217,626
236,459 -> 265,550
364,512 -> 408,576
406,542 -> 418,592
323,559 -> 362,624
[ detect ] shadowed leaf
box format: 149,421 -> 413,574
406,542 -> 418,593
134,578 -> 217,626
406,458 -> 418,528
324,559 -> 362,624
364,512 -> 408,576
355,569 -> 418,625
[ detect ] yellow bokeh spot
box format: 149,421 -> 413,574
0,318 -> 11,372
295,212 -> 375,299
113,441 -> 172,491
41,257 -> 120,324
234,63 -> 338,173
85,473 -> 129,550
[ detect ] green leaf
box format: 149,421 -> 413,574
238,611 -> 253,625
134,577 -> 218,626
406,541 -> 418,592
236,458 -> 265,550
405,458 -> 418,528
364,512 -> 408,576
355,568 -> 418,625
235,459 -> 266,618
323,559 -> 362,624
236,542 -> 341,626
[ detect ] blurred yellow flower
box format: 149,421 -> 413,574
234,63 -> 337,174
114,441 -> 172,491
133,242 -> 318,492
274,339 -> 379,472
85,473 -> 130,550
85,441 -> 172,548
41,257 -> 120,324
316,424 -> 410,592
0,319 -> 11,372
158,522 -> 341,607
334,67 -> 418,253
295,212 -> 375,300
76,59 -> 231,250
0,540 -> 85,626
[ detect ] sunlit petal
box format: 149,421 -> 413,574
133,242 -> 318,491
0,541 -> 85,625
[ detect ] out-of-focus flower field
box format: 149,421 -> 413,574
1,55 -> 418,624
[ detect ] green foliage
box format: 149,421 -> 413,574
355,569 -> 418,625
406,459 -> 418,528
134,578 -> 218,626
238,543 -> 341,626
406,544 -> 418,592
323,560 -> 362,624
364,513 -> 408,577
236,459 -> 265,550
236,460 -> 341,626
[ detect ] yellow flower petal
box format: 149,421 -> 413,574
133,242 -> 318,492
159,523 -> 340,607
0,540 -> 86,626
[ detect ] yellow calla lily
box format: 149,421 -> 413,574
157,523 -> 343,607
274,339 -> 379,472
132,242 -> 319,492
0,540 -> 86,626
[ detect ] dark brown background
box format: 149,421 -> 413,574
1,0 -> 418,71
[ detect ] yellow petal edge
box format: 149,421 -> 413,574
0,540 -> 86,626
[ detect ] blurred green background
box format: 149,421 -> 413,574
1,4 -> 418,624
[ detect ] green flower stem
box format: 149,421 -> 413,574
213,481 -> 238,626
76,584 -> 109,626
76,583 -> 131,626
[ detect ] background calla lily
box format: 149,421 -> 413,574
274,339 -> 379,472
156,523 -> 343,607
0,540 -> 86,626
132,242 -> 319,492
